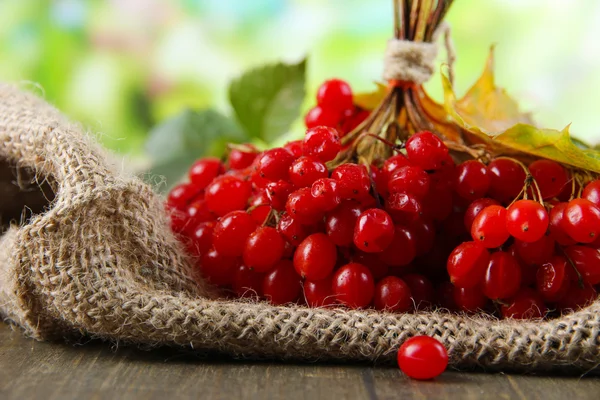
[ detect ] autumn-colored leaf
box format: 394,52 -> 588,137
442,47 -> 600,173
353,82 -> 388,110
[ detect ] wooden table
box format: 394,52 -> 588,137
0,323 -> 598,399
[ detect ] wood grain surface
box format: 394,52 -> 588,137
0,323 -> 598,399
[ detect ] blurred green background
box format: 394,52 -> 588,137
1,0 -> 599,159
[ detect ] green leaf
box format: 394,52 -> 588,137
228,59 -> 306,143
145,109 -> 246,189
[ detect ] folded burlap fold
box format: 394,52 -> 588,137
1,84 -> 599,372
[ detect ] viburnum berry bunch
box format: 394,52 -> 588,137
166,77 -> 600,320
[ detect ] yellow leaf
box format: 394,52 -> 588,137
442,48 -> 600,173
353,82 -> 388,110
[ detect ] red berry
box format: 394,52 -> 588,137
421,186 -> 453,222
374,276 -> 412,312
470,205 -> 510,248
284,140 -> 304,158
536,255 -> 570,302
557,282 -> 597,312
248,191 -> 272,224
286,187 -> 324,225
407,219 -> 435,256
265,180 -> 294,211
353,209 -> 395,253
331,163 -> 371,200
243,227 -> 286,273
379,226 -> 417,267
303,126 -> 341,162
316,78 -> 353,113
548,202 -> 577,245
184,199 -> 215,233
332,262 -> 375,308
205,175 -> 252,217
386,192 -> 423,224
501,288 -> 546,319
189,157 -> 224,189
402,273 -> 434,310
582,179 -> 600,207
213,211 -> 257,257
397,336 -> 448,380
188,221 -> 216,256
436,282 -> 458,311
200,248 -> 239,286
262,260 -> 302,305
232,264 -> 264,299
293,233 -> 337,280
382,154 -> 412,183
514,235 -> 555,266
256,148 -> 295,181
167,182 -> 202,210
277,213 -> 310,246
289,156 -> 328,188
482,251 -> 522,300
464,198 -> 500,231
563,198 -> 600,243
488,158 -> 527,203
453,286 -> 487,312
303,276 -> 336,307
228,145 -> 258,170
304,105 -> 343,129
563,245 -> 600,285
311,178 -> 341,212
388,166 -> 430,200
454,160 -> 491,201
447,241 -> 490,288
506,200 -> 549,243
529,159 -> 568,200
353,252 -> 389,281
325,201 -> 363,246
405,131 -> 449,171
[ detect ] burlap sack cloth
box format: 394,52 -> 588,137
0,84 -> 599,372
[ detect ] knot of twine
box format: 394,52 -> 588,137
383,22 -> 455,86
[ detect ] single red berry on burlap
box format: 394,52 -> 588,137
397,336 -> 448,380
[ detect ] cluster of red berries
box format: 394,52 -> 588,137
304,78 -> 369,137
166,78 -> 600,320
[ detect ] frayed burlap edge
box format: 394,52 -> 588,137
0,83 -> 599,372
